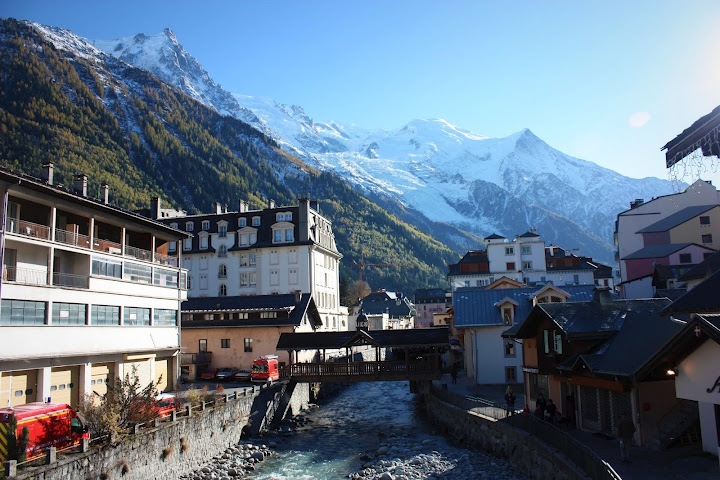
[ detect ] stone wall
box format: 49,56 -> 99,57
425,395 -> 587,480
11,383 -> 312,480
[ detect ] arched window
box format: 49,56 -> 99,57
218,264 -> 227,278
219,284 -> 227,296
218,245 -> 227,257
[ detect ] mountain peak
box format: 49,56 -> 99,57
163,28 -> 178,44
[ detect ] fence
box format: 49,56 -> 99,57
430,384 -> 621,480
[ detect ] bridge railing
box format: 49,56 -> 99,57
283,360 -> 440,381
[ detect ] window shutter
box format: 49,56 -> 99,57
543,330 -> 550,353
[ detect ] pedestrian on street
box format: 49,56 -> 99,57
504,386 -> 516,417
545,398 -> 557,425
450,362 -> 458,384
617,413 -> 636,462
536,393 -> 547,418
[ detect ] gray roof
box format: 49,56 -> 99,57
358,291 -> 415,316
637,205 -> 718,233
453,284 -> 604,328
678,250 -> 720,281
276,327 -> 450,350
181,293 -> 322,328
662,269 -> 720,315
622,243 -> 694,260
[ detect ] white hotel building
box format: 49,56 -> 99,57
0,164 -> 189,408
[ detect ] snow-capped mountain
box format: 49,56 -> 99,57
75,26 -> 679,264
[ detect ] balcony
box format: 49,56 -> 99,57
3,266 -> 48,285
93,238 -> 123,255
155,252 -> 178,267
125,244 -> 153,262
52,272 -> 90,289
180,352 -> 212,365
55,228 -> 91,249
6,219 -> 50,240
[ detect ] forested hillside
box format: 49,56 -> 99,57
0,18 -> 461,295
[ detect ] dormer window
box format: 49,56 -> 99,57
252,216 -> 261,226
276,212 -> 293,222
201,220 -> 210,231
219,225 -> 227,237
503,307 -> 513,326
199,233 -> 208,250
218,245 -> 227,257
170,222 -> 178,230
185,222 -> 194,232
238,218 -> 247,227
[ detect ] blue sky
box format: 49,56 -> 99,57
2,0 -> 720,184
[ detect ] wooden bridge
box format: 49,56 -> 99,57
276,327 -> 449,384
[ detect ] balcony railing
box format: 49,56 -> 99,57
52,272 -> 90,289
54,228 -> 91,249
155,252 -> 179,267
3,266 -> 48,285
6,219 -> 50,240
125,244 -> 153,262
93,238 -> 123,255
180,352 -> 212,365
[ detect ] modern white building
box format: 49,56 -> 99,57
156,197 -> 346,333
0,164 -> 189,408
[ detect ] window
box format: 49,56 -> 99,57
185,222 -> 194,232
505,366 -> 517,383
522,245 -> 531,255
240,254 -> 249,267
505,247 -> 514,255
168,241 -> 177,253
249,253 -> 256,266
200,234 -> 208,249
270,269 -> 279,285
154,309 -> 177,326
92,256 -> 122,279
124,262 -> 152,284
218,245 -> 227,257
270,250 -> 279,265
218,264 -> 227,278
200,274 -> 208,290
260,312 -> 278,318
289,248 -> 297,264
199,256 -> 208,270
679,253 -> 692,264
238,218 -> 247,227
249,272 -> 257,287
170,222 -> 178,230
219,284 -> 227,296
285,228 -> 294,242
274,229 -> 282,243
252,216 -> 260,226
187,275 -> 192,289
240,272 -> 249,287
522,261 -> 532,270
702,234 -> 713,244
544,329 -> 563,354
573,274 -> 579,284
244,338 -> 253,352
250,232 -> 257,245
464,280 -> 470,287
201,221 -> 210,231
153,267 -> 178,287
199,339 -> 207,352
700,216 -> 711,225
503,307 -> 513,326
240,233 -> 249,246
705,252 -> 714,260
124,307 -> 150,326
504,341 -> 516,357
289,268 -> 298,284
219,225 -> 227,237
91,305 -> 120,325
183,237 -> 192,251
0,299 -> 45,325
276,212 -> 292,222
221,339 -> 230,348
506,262 -> 516,271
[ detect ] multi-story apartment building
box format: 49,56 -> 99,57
156,198 -> 344,331
0,164 -> 189,408
614,180 -> 720,289
447,230 -> 601,290
413,288 -> 451,328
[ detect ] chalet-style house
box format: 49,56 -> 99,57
503,289 -> 697,449
155,197 -> 345,377
0,164 -> 189,408
454,282 -> 607,385
179,293 -> 322,378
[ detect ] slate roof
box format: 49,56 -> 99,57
654,288 -> 687,302
276,326 -> 450,350
181,293 -> 322,328
518,230 -> 541,238
661,269 -> 720,315
637,205 -> 718,233
621,243 -> 694,260
485,233 -> 506,240
357,291 -> 415,316
557,310 -> 685,377
653,264 -> 696,281
453,284 -> 605,328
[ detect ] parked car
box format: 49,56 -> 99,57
200,368 -> 217,380
215,368 -> 237,381
233,369 -> 252,382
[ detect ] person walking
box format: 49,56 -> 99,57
504,386 -> 516,417
450,362 -> 458,384
545,398 -> 557,424
536,393 -> 547,419
617,413 -> 636,462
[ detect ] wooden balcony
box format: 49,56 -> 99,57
180,352 -> 212,365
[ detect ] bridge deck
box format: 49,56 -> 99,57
282,360 -> 441,383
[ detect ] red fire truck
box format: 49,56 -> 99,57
0,402 -> 89,463
251,355 -> 280,383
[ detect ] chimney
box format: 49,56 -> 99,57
101,182 -> 109,204
41,162 -> 54,185
269,199 -> 275,209
591,287 -> 613,306
294,290 -> 302,302
73,173 -> 87,197
299,197 -> 310,242
310,200 -> 320,212
151,197 -> 161,219
630,199 -> 644,209
216,202 -> 222,214
238,200 -> 249,213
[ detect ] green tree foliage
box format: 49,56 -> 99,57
6,416 -> 30,463
0,18 -> 457,294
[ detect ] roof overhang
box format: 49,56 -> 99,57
663,105 -> 720,168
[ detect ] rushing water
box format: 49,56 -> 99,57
247,381 -> 428,479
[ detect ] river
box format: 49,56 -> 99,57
181,381 -> 528,480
